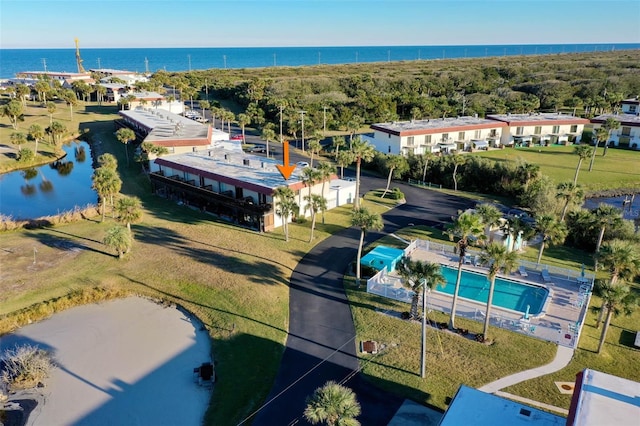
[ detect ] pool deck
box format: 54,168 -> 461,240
404,250 -> 590,347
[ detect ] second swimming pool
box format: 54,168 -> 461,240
435,265 -> 549,315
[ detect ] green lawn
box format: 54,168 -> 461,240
471,145 -> 640,193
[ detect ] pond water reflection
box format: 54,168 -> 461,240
0,141 -> 98,220
584,193 -> 640,221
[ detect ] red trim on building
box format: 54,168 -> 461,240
566,370 -> 586,426
372,122 -> 508,137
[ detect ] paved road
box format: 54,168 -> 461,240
252,174 -> 474,425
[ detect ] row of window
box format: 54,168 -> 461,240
405,129 -> 501,146
515,125 -> 577,135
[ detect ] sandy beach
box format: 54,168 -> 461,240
0,297 -> 212,426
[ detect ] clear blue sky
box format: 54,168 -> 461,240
2,0 -> 639,48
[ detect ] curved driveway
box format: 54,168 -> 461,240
252,174 -> 475,425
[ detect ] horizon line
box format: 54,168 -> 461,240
3,42 -> 640,50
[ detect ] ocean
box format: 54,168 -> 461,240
2,43 -> 639,79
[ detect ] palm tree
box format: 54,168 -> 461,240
46,121 -> 66,147
308,138 -> 323,168
10,132 -> 26,152
317,162 -> 335,223
305,194 -> 327,242
588,118 -> 619,171
92,167 -> 122,222
475,203 -> 502,244
199,100 -> 210,120
336,150 -> 355,179
2,100 -> 24,129
534,214 -> 567,264
350,138 -> 375,209
500,216 -> 534,253
595,239 -> 640,328
97,153 -> 118,170
302,167 -> 322,202
304,381 -> 360,426
601,118 -> 621,157
103,226 -> 132,259
331,135 -> 346,159
593,281 -> 637,354
274,186 -> 298,242
381,154 -> 409,198
28,124 -> 44,157
421,152 -> 435,183
95,85 -> 107,105
260,125 -> 276,158
593,204 -> 623,254
46,101 -> 56,125
572,145 -> 594,185
397,256 -> 446,378
115,196 -> 143,232
446,212 -> 485,329
451,154 -> 466,192
237,113 -> 250,143
351,207 -> 383,283
479,243 -> 519,340
116,127 -> 136,166
556,182 -> 584,222
62,89 -> 78,119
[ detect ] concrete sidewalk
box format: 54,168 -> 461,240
479,345 -> 575,393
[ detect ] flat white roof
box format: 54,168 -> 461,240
570,369 -> 640,426
155,148 -> 311,192
372,116 -> 503,134
120,108 -> 216,142
487,112 -> 589,124
439,386 -> 565,426
592,112 -> 640,126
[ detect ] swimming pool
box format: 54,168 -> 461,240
436,265 -> 549,315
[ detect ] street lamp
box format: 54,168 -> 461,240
299,110 -> 306,152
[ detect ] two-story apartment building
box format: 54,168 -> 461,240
366,116 -> 507,155
486,113 -> 589,147
148,146 -> 353,232
591,97 -> 640,150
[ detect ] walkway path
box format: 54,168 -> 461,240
479,345 -> 575,394
252,175 -> 475,425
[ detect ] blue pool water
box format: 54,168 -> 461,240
436,265 -> 548,315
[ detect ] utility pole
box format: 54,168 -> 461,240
188,54 -> 191,71
279,105 -> 284,143
323,106 -> 328,137
299,110 -> 306,152
97,58 -> 101,69
42,58 -> 47,72
223,55 -> 227,69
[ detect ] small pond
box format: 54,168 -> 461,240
583,193 -> 640,221
0,141 -> 98,220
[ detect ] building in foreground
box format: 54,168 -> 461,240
438,385 -> 565,426
148,144 -> 354,232
567,369 -> 640,426
591,97 -> 640,150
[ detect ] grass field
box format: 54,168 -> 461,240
470,145 -> 640,194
